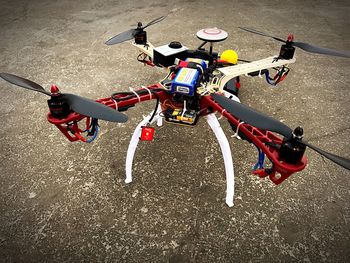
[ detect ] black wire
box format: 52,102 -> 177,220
111,88 -> 164,102
137,53 -> 145,63
197,41 -> 207,50
148,91 -> 159,124
238,58 -> 251,63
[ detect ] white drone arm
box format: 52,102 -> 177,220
132,42 -> 155,59
217,56 -> 296,89
132,43 -> 296,89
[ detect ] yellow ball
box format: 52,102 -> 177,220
220,49 -> 238,64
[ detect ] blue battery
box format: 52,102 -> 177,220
171,67 -> 199,96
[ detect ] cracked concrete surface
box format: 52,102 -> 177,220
0,0 -> 349,262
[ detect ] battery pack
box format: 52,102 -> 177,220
171,67 -> 199,96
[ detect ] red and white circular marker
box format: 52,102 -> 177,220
196,28 -> 228,42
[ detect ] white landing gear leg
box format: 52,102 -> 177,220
205,113 -> 235,207
125,105 -> 163,184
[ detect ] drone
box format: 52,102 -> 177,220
1,16 -> 350,207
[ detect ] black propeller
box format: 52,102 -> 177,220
238,26 -> 350,58
0,72 -> 51,96
105,16 -> 166,45
211,93 -> 350,170
0,73 -> 128,123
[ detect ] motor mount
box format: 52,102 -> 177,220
47,85 -> 71,119
134,22 -> 147,45
279,34 -> 296,59
279,127 -> 306,164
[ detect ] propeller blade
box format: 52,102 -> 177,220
238,27 -> 286,43
105,15 -> 166,45
142,15 -> 166,29
211,93 -> 293,138
301,141 -> 350,170
0,72 -> 51,96
1,73 -> 128,123
61,93 -> 128,123
239,27 -> 350,58
105,28 -> 137,45
292,41 -> 350,58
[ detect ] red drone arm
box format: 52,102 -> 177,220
47,83 -> 169,142
200,95 -> 307,184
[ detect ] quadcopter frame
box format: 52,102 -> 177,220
3,23 -> 348,208
47,79 -> 307,206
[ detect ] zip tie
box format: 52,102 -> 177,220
181,100 -> 187,118
196,65 -> 204,74
112,98 -> 118,111
199,84 -> 209,96
218,109 -> 226,120
141,86 -> 152,100
231,121 -> 245,139
200,90 -> 209,96
129,87 -> 141,102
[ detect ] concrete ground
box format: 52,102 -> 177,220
0,0 -> 349,262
